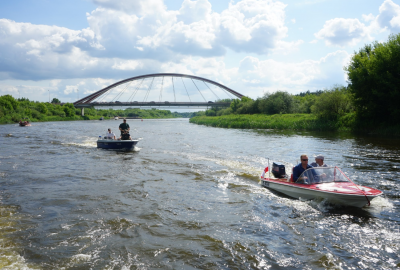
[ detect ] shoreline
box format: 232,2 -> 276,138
189,114 -> 400,136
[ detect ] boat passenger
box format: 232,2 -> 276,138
310,155 -> 328,167
293,154 -> 318,183
105,128 -> 116,140
119,118 -> 132,140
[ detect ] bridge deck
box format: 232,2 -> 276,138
75,101 -> 231,108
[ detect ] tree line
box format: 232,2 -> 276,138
196,33 -> 400,133
0,95 -> 188,124
200,85 -> 353,120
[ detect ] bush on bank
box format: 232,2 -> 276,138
189,113 -> 354,131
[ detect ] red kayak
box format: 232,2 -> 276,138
261,165 -> 383,208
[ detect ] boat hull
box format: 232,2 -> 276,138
97,139 -> 138,151
261,178 -> 383,208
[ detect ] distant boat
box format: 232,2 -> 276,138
99,117 -> 104,120
114,116 -> 119,120
19,118 -> 31,126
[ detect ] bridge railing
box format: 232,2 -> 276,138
74,101 -> 231,108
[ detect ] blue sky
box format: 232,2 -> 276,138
1,0 -> 400,103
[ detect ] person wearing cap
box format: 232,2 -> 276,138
105,128 -> 116,140
311,155 -> 328,167
119,118 -> 131,140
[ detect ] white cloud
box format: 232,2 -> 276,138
376,0 -> 400,31
63,81 -> 86,95
177,0 -> 212,24
87,0 -> 295,57
112,60 -> 143,71
92,0 -> 167,15
218,0 -> 289,54
362,13 -> 375,22
234,50 -> 349,95
314,18 -> 370,47
0,0 -> 301,83
315,0 -> 400,48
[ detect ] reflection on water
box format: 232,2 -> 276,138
0,119 -> 399,269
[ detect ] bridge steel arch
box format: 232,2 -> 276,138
73,73 -> 243,105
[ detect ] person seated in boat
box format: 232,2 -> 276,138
119,118 -> 132,140
293,154 -> 319,183
105,128 -> 116,140
119,130 -> 132,140
310,155 -> 330,180
310,155 -> 328,167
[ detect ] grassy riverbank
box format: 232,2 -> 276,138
189,114 -> 352,131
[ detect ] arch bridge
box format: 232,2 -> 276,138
74,73 -> 243,114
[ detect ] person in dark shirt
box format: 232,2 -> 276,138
293,154 -> 315,183
119,118 -> 131,140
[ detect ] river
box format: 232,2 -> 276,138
0,119 -> 399,269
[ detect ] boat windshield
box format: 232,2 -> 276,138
295,167 -> 351,185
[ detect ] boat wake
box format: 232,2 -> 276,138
62,140 -> 97,148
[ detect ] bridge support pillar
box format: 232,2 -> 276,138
81,108 -> 84,116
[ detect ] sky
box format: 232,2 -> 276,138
1,0 -> 400,103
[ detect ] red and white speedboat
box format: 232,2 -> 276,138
261,164 -> 383,208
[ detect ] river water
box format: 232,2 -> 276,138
0,119 -> 399,269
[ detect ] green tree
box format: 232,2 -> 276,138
0,95 -> 18,111
345,33 -> 400,124
311,85 -> 353,120
63,103 -> 76,117
51,98 -> 61,103
37,103 -> 48,114
230,99 -> 241,113
258,91 -> 294,115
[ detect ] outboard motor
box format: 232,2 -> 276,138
272,162 -> 286,178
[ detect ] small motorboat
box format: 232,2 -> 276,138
19,118 -> 31,126
261,163 -> 383,208
97,137 -> 139,151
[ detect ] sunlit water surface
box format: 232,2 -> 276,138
0,119 -> 399,269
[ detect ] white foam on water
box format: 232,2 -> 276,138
0,206 -> 39,270
71,254 -> 92,262
366,196 -> 394,214
62,139 -> 97,148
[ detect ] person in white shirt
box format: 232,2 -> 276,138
311,155 -> 328,167
105,128 -> 116,140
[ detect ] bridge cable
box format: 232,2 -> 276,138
159,76 -> 164,102
112,80 -> 133,102
97,86 -> 114,103
203,79 -> 234,100
127,78 -> 145,102
224,87 -> 236,99
202,81 -> 221,101
181,77 -> 191,102
191,79 -> 207,102
172,77 -> 176,102
143,77 -> 155,103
